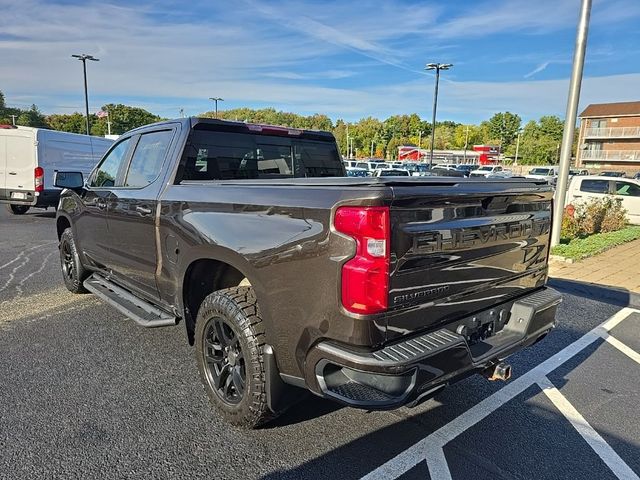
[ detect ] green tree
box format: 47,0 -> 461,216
17,104 -> 48,128
453,124 -> 484,149
46,113 -> 89,134
91,104 -> 162,136
487,112 -> 522,149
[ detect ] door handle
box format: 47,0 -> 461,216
573,195 -> 582,198
9,172 -> 17,175
94,198 -> 107,209
136,206 -> 152,215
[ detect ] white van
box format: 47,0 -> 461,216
566,175 -> 640,224
0,126 -> 113,214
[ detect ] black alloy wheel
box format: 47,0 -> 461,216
194,286 -> 275,428
61,240 -> 75,282
202,316 -> 246,405
59,228 -> 89,294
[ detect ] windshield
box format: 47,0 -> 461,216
478,166 -> 493,171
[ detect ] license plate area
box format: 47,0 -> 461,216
11,192 -> 27,200
452,304 -> 512,346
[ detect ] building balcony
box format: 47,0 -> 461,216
581,150 -> 640,162
583,126 -> 640,139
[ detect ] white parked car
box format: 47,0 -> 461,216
469,165 -> 504,178
372,168 -> 410,177
355,161 -> 389,171
486,169 -> 514,179
566,175 -> 640,224
526,166 -> 559,185
434,163 -> 459,171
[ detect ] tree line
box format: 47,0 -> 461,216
1,90 -> 569,165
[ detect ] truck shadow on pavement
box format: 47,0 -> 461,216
549,277 -> 640,309
260,280 -> 640,480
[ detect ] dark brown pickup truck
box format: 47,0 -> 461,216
55,117 -> 561,428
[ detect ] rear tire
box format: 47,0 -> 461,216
195,286 -> 275,428
7,204 -> 30,215
59,228 -> 89,294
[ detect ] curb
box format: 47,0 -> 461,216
549,277 -> 640,309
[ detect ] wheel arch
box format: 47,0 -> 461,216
181,255 -> 262,345
56,214 -> 72,240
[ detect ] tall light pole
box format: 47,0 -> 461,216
425,63 -> 452,168
72,54 -> 99,135
551,0 -> 592,247
209,97 -> 224,118
463,125 -> 470,163
514,130 -> 522,165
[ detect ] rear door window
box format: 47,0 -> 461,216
124,130 -> 174,187
615,181 -> 640,197
580,179 -> 610,194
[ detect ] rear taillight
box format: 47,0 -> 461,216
34,167 -> 44,193
334,206 -> 390,314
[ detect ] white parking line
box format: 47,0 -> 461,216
361,307 -> 639,480
601,333 -> 640,366
538,376 -> 640,480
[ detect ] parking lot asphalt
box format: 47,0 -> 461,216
1,206 -> 639,480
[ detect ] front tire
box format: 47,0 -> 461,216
8,204 -> 30,215
59,228 -> 89,294
195,286 -> 274,428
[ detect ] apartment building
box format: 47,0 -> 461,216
576,101 -> 640,172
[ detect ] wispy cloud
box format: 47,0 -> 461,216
1,0 -> 640,124
524,62 -> 551,78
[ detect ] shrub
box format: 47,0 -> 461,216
561,197 -> 628,240
560,209 -> 580,240
579,199 -> 607,235
600,197 -> 627,233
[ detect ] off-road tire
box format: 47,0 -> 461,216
8,204 -> 30,215
195,286 -> 275,428
59,228 -> 89,294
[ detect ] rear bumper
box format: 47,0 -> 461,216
304,287 -> 562,409
0,188 -> 58,207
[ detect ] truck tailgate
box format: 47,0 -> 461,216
386,181 -> 553,340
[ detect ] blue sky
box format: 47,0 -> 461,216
2,0 -> 640,123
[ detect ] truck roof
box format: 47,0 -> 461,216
126,117 -> 336,142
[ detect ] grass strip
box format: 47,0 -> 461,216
551,226 -> 640,261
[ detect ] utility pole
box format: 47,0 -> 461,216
425,62 -> 452,168
370,139 -> 374,158
551,0 -> 591,247
10,114 -> 16,126
463,125 -> 469,163
345,123 -> 349,158
418,130 -> 423,149
72,54 -> 99,135
106,109 -> 111,136
514,131 -> 521,164
209,97 -> 224,118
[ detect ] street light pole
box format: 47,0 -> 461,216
72,54 -> 99,135
425,62 -> 452,168
209,97 -> 224,118
551,0 -> 592,247
463,125 -> 469,163
514,131 -> 521,164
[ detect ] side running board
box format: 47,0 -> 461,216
84,274 -> 177,328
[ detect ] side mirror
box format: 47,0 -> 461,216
54,171 -> 84,190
